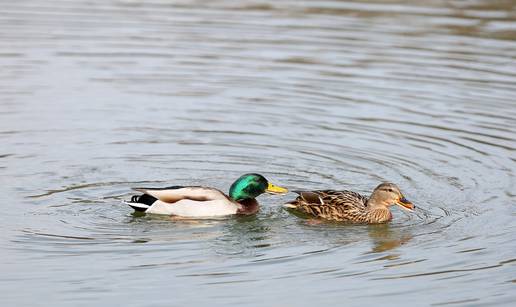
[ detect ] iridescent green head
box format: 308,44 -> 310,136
228,173 -> 288,201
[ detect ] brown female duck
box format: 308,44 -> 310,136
283,182 -> 414,224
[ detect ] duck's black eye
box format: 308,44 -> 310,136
387,189 -> 393,192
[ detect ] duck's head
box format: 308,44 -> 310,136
229,173 -> 288,201
369,182 -> 414,211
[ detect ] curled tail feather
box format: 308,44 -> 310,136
125,193 -> 158,212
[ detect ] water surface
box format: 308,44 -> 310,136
1,0 -> 515,306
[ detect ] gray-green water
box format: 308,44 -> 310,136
1,0 -> 515,306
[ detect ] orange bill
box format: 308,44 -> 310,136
396,195 -> 415,211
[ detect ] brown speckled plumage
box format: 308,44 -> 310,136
285,183 -> 414,224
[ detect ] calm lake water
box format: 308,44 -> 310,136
1,0 -> 515,306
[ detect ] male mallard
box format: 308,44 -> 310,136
283,182 -> 414,224
125,173 -> 288,217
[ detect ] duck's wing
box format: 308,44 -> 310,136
320,190 -> 368,209
132,186 -> 229,203
285,190 -> 369,222
290,190 -> 366,206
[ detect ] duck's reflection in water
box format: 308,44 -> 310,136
367,223 -> 412,254
129,210 -> 412,258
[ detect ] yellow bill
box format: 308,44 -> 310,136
266,182 -> 288,195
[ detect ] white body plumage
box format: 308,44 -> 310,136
125,186 -> 241,217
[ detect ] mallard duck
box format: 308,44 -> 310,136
283,182 -> 414,224
125,173 -> 288,217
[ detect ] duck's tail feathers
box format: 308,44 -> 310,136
283,202 -> 298,209
123,201 -> 150,212
124,193 -> 159,212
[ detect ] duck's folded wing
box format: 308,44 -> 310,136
132,186 -> 228,203
293,190 -> 367,207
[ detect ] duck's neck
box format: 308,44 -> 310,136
366,199 -> 392,223
235,198 -> 259,215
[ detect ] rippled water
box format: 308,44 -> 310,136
1,0 -> 516,306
